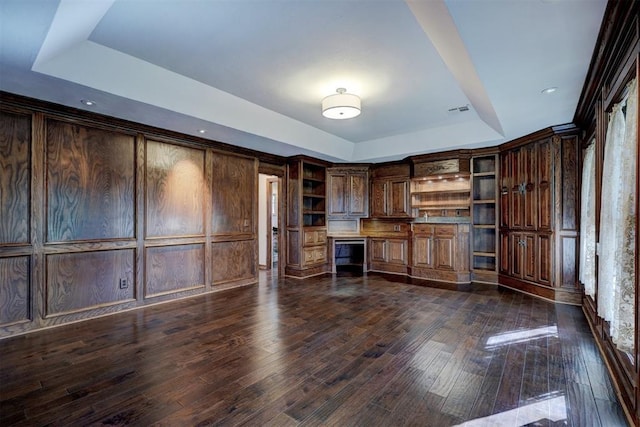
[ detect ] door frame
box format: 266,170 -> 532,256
265,177 -> 279,270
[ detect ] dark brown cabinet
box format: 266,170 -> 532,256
370,163 -> 410,218
361,219 -> 410,275
327,166 -> 368,217
506,144 -> 536,230
499,129 -> 579,304
411,223 -> 470,283
370,238 -> 408,266
286,157 -> 329,277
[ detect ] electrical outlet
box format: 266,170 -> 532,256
119,278 -> 128,289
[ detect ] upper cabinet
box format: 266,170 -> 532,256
369,163 -> 410,218
327,166 -> 369,218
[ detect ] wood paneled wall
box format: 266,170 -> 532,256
573,1 -> 639,424
0,102 -> 261,338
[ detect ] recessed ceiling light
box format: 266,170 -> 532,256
198,129 -> 206,134
541,87 -> 558,94
80,99 -> 96,106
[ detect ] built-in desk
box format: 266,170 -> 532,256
329,236 -> 367,274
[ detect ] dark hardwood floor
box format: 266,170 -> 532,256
0,272 -> 628,426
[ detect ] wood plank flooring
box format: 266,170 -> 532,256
0,272 -> 628,426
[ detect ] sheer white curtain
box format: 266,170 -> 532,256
579,143 -> 596,297
598,78 -> 637,353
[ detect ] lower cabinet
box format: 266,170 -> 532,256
362,219 -> 470,284
302,228 -> 327,267
500,231 -> 553,288
369,238 -> 409,274
411,223 -> 470,283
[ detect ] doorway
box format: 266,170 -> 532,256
259,174 -> 280,272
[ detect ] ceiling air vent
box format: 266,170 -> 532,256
448,104 -> 471,114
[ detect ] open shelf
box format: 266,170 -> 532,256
471,154 -> 498,276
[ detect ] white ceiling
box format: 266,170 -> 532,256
0,0 -> 606,162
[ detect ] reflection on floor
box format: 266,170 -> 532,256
0,271 -> 628,426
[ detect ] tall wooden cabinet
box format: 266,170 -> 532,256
499,127 -> 580,304
285,157 -> 329,277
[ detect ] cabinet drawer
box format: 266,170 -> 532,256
303,229 -> 327,246
434,225 -> 456,237
303,245 -> 327,265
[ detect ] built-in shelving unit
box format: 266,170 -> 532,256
471,154 -> 498,282
302,165 -> 326,227
410,175 -> 471,216
286,157 -> 329,277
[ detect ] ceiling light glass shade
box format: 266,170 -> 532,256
322,88 -> 361,119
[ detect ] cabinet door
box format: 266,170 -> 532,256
370,239 -> 387,262
349,172 -> 368,216
499,232 -> 510,274
522,144 -> 537,230
371,180 -> 387,217
537,234 -> 552,285
413,235 -> 434,268
303,230 -> 316,246
328,173 -> 348,216
387,239 -> 407,265
509,150 -> 523,229
537,139 -> 552,230
314,246 -> 327,264
511,233 -> 523,278
522,233 -> 536,281
302,245 -> 327,266
302,247 -> 316,266
435,236 -> 455,270
389,179 -> 409,217
499,153 -> 511,228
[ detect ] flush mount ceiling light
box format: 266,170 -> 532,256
80,99 -> 96,106
541,87 -> 558,94
322,88 -> 361,119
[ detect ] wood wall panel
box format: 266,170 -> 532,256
0,256 -> 30,325
211,240 -> 256,285
145,244 -> 204,298
560,236 -> 577,289
46,249 -> 135,315
46,120 -> 135,242
211,152 -> 256,235
145,140 -> 205,238
560,136 -> 578,231
287,230 -> 300,266
0,111 -> 31,245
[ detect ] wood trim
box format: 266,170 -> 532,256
498,274 -> 581,305
0,91 -> 287,166
574,0 -> 639,127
